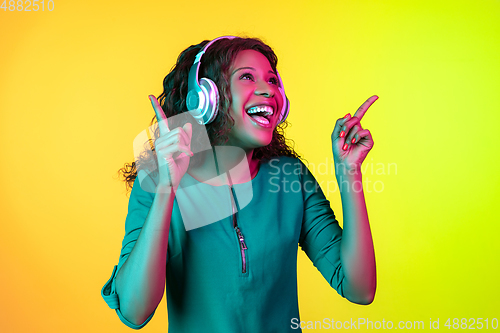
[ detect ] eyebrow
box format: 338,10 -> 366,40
231,67 -> 277,76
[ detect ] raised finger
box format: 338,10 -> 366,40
149,95 -> 170,135
353,95 -> 378,121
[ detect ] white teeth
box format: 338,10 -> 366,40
246,105 -> 274,116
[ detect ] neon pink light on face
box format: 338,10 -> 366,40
226,50 -> 283,151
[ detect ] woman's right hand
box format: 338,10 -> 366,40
149,95 -> 193,190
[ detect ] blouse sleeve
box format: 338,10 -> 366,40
101,179 -> 156,329
297,160 -> 346,298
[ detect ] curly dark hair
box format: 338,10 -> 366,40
118,36 -> 300,192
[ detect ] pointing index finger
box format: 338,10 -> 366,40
353,95 -> 379,120
149,95 -> 170,135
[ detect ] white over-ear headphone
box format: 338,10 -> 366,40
186,36 -> 290,125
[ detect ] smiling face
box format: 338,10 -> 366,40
226,49 -> 283,151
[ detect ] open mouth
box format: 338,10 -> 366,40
246,105 -> 274,126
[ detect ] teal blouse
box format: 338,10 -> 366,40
102,156 -> 345,332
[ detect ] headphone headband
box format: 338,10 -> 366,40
186,36 -> 289,125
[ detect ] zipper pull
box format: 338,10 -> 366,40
235,227 -> 247,250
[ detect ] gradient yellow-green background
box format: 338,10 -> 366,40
1,0 -> 499,331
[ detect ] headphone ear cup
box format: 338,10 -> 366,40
199,78 -> 219,124
278,87 -> 289,124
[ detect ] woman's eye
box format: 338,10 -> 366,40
269,77 -> 278,85
240,73 -> 254,81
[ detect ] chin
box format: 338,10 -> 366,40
228,124 -> 275,151
252,140 -> 273,151
250,132 -> 274,148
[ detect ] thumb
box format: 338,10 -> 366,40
183,122 -> 193,141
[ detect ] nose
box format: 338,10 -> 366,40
254,80 -> 275,98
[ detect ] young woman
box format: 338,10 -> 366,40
102,36 -> 377,332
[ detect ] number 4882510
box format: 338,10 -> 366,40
1,0 -> 55,11
444,318 -> 498,329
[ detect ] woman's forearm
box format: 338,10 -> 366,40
115,185 -> 175,325
337,170 -> 376,305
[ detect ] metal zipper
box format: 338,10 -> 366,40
229,185 -> 248,274
235,225 -> 247,273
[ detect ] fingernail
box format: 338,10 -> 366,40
340,131 -> 345,138
344,113 -> 350,118
343,144 -> 348,151
351,138 -> 356,144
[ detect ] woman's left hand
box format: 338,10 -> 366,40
331,95 -> 378,173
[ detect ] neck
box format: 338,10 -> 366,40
188,147 -> 259,185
